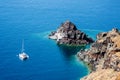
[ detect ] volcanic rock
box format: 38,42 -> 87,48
78,28 -> 120,80
49,21 -> 94,45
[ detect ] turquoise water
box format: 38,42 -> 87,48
0,0 -> 120,80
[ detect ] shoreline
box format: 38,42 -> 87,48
74,55 -> 91,78
79,28 -> 120,80
48,21 -> 120,80
48,21 -> 95,80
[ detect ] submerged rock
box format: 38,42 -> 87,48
49,21 -> 94,45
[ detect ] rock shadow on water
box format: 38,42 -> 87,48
57,44 -> 86,60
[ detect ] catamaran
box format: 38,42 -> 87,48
18,40 -> 29,60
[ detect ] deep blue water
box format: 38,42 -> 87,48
0,0 -> 120,80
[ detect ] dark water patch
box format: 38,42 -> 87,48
57,45 -> 86,59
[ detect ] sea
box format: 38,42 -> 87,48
0,0 -> 120,80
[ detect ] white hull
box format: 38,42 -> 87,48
19,52 -> 29,60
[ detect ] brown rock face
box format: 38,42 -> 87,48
49,21 -> 94,45
61,20 -> 77,30
78,28 -> 120,80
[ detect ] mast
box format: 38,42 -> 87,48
21,39 -> 25,53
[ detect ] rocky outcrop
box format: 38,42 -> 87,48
49,21 -> 94,45
78,28 -> 120,80
81,69 -> 120,80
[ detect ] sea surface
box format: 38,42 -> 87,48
0,0 -> 120,80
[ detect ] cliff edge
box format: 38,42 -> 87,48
78,28 -> 120,80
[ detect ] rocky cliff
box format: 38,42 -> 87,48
78,28 -> 120,80
49,21 -> 94,45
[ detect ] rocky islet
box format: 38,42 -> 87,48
49,21 -> 94,45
